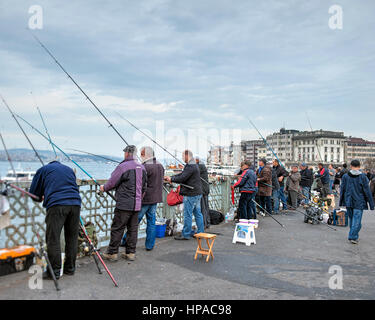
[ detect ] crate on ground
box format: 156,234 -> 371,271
0,245 -> 36,276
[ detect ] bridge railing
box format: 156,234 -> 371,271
0,178 -> 239,248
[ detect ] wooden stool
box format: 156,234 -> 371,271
194,233 -> 217,262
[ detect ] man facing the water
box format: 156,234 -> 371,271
30,160 -> 82,280
164,150 -> 204,240
101,145 -> 147,261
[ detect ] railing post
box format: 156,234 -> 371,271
221,178 -> 231,214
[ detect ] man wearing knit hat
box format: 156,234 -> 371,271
101,145 -> 147,261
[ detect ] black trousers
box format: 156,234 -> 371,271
288,190 -> 298,209
259,195 -> 272,214
200,194 -> 210,227
107,208 -> 138,254
45,205 -> 81,277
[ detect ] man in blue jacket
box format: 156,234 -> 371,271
233,161 -> 258,219
339,160 -> 374,244
30,161 -> 82,280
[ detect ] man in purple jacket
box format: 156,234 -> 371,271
121,146 -> 164,251
101,145 -> 147,261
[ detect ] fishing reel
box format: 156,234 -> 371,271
304,203 -> 323,225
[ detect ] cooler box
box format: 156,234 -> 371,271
0,245 -> 36,276
155,224 -> 167,238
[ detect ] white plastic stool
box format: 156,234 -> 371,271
232,223 -> 256,246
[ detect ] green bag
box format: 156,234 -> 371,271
77,222 -> 98,258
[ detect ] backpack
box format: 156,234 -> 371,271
209,210 -> 224,225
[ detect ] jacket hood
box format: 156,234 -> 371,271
348,170 -> 361,178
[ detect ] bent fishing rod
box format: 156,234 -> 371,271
252,199 -> 285,228
0,95 -> 44,166
29,32 -> 129,147
12,115 -> 119,286
115,112 -> 208,187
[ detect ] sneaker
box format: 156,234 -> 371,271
102,252 -> 118,261
350,239 -> 359,244
121,253 -> 135,261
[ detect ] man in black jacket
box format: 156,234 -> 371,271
300,163 -> 313,205
273,159 -> 289,210
196,157 -> 210,228
165,150 -> 204,240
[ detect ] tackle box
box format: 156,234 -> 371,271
0,245 -> 36,276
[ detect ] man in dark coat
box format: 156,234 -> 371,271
315,163 -> 330,197
273,159 -> 289,210
101,145 -> 147,261
339,160 -> 374,244
30,161 -> 82,280
196,157 -> 210,228
121,146 -> 164,251
165,150 -> 204,240
257,158 -> 272,215
300,162 -> 313,205
271,166 -> 280,214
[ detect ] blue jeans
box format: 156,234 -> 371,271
329,180 -> 334,193
278,185 -> 287,209
347,208 -> 363,241
272,189 -> 280,213
122,204 -> 157,250
302,186 -> 310,205
182,195 -> 204,239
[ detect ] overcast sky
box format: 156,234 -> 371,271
0,0 -> 374,160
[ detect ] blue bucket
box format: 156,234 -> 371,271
155,224 -> 167,238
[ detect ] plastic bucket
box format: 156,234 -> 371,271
249,219 -> 259,228
155,224 -> 167,238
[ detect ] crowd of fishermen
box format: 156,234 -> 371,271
232,158 -> 374,244
26,144 -> 374,280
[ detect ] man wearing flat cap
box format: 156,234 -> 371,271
100,145 -> 147,262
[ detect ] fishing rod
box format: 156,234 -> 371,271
36,104 -> 58,158
0,180 -> 40,200
252,199 -> 285,228
78,216 -> 118,287
305,112 -> 323,163
0,147 -> 59,290
247,117 -> 285,169
14,113 -> 116,202
29,31 -> 129,146
0,132 -> 16,178
68,148 -> 121,164
28,200 -> 60,291
116,112 -> 209,187
4,116 -> 119,286
0,95 -> 44,166
70,148 -> 194,191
